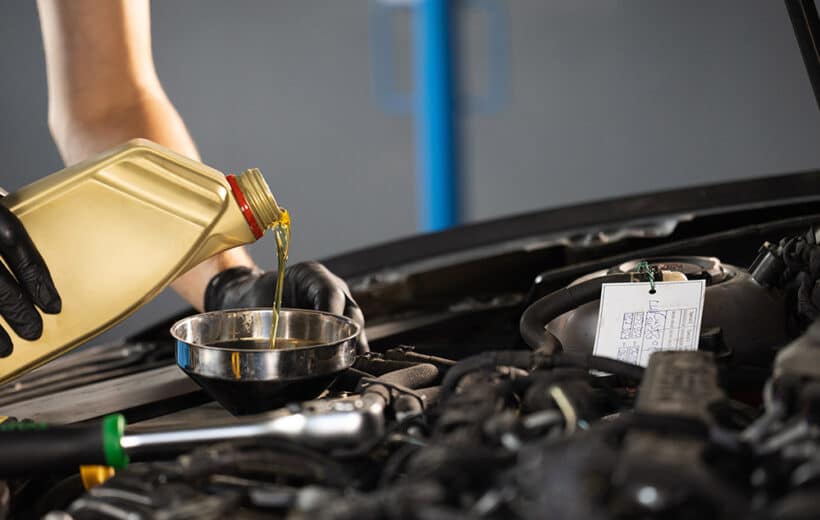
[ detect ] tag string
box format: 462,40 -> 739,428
635,260 -> 656,293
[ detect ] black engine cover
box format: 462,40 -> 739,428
548,256 -> 788,374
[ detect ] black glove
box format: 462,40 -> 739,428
204,261 -> 368,352
0,205 -> 61,357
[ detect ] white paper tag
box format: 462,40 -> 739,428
592,280 -> 706,367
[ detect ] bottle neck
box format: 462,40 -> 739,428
226,168 -> 282,239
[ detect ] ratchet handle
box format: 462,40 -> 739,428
0,414 -> 128,477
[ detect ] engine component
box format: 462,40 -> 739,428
760,226 -> 820,330
520,272 -> 639,354
499,351 -> 747,520
612,352 -> 747,518
632,350 -> 724,425
548,256 -> 788,379
17,229 -> 820,519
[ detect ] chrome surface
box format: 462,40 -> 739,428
171,308 -> 359,382
121,394 -> 386,453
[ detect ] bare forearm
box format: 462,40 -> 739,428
49,89 -> 199,165
37,0 -> 255,310
37,0 -> 163,152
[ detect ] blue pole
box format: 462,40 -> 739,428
414,0 -> 459,232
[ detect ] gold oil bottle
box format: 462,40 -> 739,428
0,139 -> 282,384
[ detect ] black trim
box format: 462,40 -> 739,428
322,170 -> 820,278
786,0 -> 820,109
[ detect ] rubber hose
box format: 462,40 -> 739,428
354,357 -> 419,375
378,363 -> 440,388
361,363 -> 440,405
395,386 -> 441,415
519,274 -> 633,352
555,351 -> 644,380
440,350 -> 533,397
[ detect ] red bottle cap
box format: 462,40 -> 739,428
226,174 -> 264,239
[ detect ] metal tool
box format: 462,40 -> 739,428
0,398 -> 384,477
172,308 -> 360,415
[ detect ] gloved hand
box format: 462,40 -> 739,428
0,205 -> 61,357
204,261 -> 368,352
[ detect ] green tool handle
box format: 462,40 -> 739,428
0,414 -> 128,477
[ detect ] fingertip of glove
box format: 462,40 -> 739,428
0,333 -> 11,358
43,297 -> 62,314
15,318 -> 43,341
37,289 -> 61,314
204,266 -> 258,311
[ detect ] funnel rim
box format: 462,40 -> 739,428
172,307 -> 359,383
170,307 -> 360,353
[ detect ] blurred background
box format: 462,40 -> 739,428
0,0 -> 819,342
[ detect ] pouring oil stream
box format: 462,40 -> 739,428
269,209 -> 291,349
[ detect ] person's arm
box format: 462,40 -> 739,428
37,0 -> 368,349
36,0 -> 254,310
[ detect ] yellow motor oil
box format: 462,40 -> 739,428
269,209 -> 291,349
0,139 -> 283,384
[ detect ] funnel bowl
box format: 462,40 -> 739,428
171,308 -> 359,414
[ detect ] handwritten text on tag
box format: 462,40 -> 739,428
592,280 -> 706,367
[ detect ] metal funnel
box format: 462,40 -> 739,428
171,308 -> 359,415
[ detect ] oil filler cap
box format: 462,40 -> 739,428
610,256 -> 727,285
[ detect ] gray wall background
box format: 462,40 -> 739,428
0,0 -> 819,343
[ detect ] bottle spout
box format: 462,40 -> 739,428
233,168 -> 284,231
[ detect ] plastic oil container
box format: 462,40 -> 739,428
0,139 -> 282,384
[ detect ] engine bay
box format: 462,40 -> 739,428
1,179 -> 819,520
